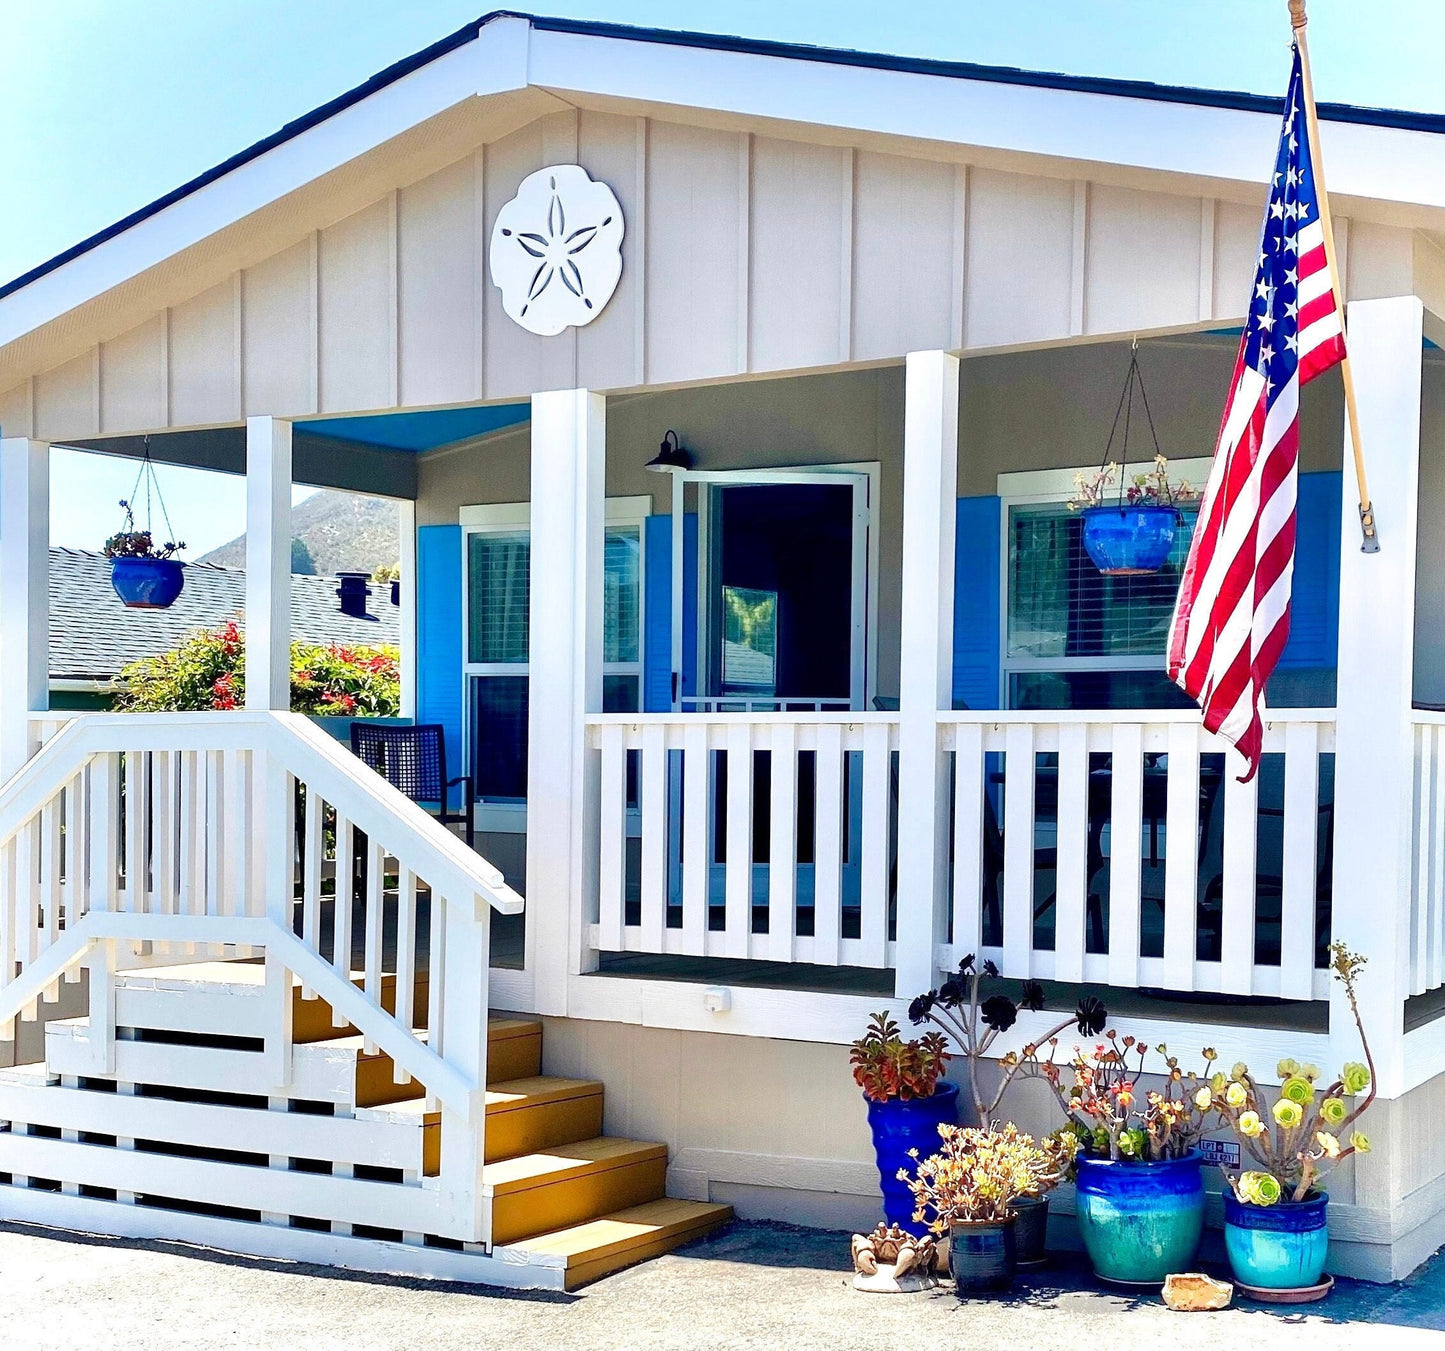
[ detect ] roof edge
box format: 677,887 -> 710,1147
5,10 -> 1444,306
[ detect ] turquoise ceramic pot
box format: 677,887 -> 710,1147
1224,1192 -> 1329,1289
1074,1151 -> 1206,1284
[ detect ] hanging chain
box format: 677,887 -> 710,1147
1098,338 -> 1166,508
122,435 -> 181,548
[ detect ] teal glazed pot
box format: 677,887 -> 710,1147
1223,1192 -> 1329,1289
1074,1150 -> 1206,1284
864,1081 -> 960,1237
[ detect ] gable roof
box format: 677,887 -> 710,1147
49,548 -> 400,683
3,10 -> 1443,306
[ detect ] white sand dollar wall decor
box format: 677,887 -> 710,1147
489,165 -> 625,336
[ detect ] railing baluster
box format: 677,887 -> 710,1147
680,722 -> 709,957
301,785 -> 324,995
363,836 -> 385,1055
90,753 -> 119,915
1107,723 -> 1144,988
205,750 -> 223,924
0,838 -> 16,992
1430,723 -> 1445,992
426,882 -> 443,1047
596,724 -> 626,952
1053,723 -> 1089,985
1280,722 -> 1320,1001
723,723 -> 753,959
17,819 -> 37,969
857,722 -> 890,969
396,868 -> 418,1035
123,750 -> 144,913
1001,723 -> 1035,977
1161,722 -> 1200,991
639,722 -> 667,954
1220,768 -> 1259,996
40,797 -> 60,951
812,723 -> 844,967
767,722 -> 799,964
153,750 -> 176,915
65,769 -> 89,929
333,814 -> 355,997
951,723 -> 984,962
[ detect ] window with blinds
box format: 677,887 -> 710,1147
1005,502 -> 1199,711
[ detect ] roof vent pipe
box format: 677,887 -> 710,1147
336,571 -> 372,619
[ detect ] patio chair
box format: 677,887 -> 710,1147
349,722 -> 475,847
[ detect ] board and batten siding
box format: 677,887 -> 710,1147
1,104 -> 1423,445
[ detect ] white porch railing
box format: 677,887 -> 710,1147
941,711 -> 1336,1001
0,711 -> 523,1241
1410,713 -> 1445,996
587,713 -> 899,967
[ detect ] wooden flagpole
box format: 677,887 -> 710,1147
1288,0 -> 1379,552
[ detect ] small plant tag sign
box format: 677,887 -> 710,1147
1200,1138 -> 1241,1170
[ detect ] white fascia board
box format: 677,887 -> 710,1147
0,17 -> 530,349
528,26 -> 1445,216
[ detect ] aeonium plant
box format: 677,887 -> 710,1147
850,1011 -> 951,1103
904,1124 -> 1076,1231
1068,455 -> 1197,512
909,953 -> 1107,1127
103,498 -> 184,560
1034,1030 -> 1215,1162
1209,943 -> 1376,1205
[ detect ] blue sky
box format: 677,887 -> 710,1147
8,0 -> 1442,556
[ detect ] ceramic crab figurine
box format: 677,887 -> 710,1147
850,1223 -> 938,1286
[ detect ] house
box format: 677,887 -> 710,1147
0,10 -> 1443,1288
48,548 -> 401,707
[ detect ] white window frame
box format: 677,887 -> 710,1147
460,494 -> 650,832
996,458 -> 1212,709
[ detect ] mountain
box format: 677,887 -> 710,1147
200,490 -> 400,576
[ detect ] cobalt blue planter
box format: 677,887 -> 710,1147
1081,504 -> 1180,575
1074,1150 -> 1206,1285
1224,1192 -> 1329,1290
110,556 -> 184,609
950,1217 -> 1018,1295
864,1080 -> 960,1236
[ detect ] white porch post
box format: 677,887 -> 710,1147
894,351 -> 960,999
0,437 -> 49,780
1330,295 -> 1424,1097
244,417 -> 293,712
526,389 -> 605,1016
397,499 -> 418,720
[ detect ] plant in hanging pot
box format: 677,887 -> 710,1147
105,498 -> 186,609
850,1011 -> 956,1236
1033,1032 -> 1215,1286
1207,943 -> 1375,1298
908,954 -> 1108,1265
1070,455 -> 1197,576
904,1124 -> 1074,1296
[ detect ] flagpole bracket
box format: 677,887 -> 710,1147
1359,501 -> 1381,554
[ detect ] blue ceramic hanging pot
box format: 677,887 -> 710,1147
1223,1191 -> 1329,1290
1074,1150 -> 1206,1284
864,1081 -> 960,1236
1081,504 -> 1179,576
111,556 -> 184,610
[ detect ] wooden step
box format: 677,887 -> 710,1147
484,1137 -> 668,1245
486,1018 -> 542,1084
357,1075 -> 605,1174
504,1198 -> 734,1290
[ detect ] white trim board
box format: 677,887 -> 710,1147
996,456 -> 1213,501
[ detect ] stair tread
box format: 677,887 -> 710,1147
507,1198 -> 733,1264
484,1137 -> 668,1195
355,1076 -> 602,1126
0,1060 -> 49,1086
114,961 -> 266,992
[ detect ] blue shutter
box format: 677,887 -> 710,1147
642,514 -> 698,711
1278,470 -> 1341,670
953,496 -> 1002,710
416,524 -> 465,772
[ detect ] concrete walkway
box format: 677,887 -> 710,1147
1,1218 -> 1443,1350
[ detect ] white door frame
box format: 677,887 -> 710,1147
667,463 -> 879,713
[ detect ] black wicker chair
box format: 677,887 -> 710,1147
349,723 -> 475,847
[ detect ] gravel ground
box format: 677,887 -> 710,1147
0,1218 -> 1443,1351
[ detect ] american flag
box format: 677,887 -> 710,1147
1167,43 -> 1346,779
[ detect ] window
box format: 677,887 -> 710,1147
462,499 -> 647,811
1003,500 -> 1200,711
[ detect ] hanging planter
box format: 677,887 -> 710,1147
1070,340 -> 1196,576
104,437 -> 187,610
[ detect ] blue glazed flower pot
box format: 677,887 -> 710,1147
1081,504 -> 1179,575
1074,1150 -> 1206,1285
1224,1192 -> 1329,1290
110,556 -> 184,609
950,1217 -> 1018,1295
864,1081 -> 960,1236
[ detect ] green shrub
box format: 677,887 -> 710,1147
115,620 -> 401,716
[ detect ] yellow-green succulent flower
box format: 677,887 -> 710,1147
1301,1064 -> 1322,1083
1319,1096 -> 1347,1127
1238,1110 -> 1265,1138
1277,1058 -> 1300,1079
1209,1071 -> 1227,1095
1272,1098 -> 1304,1129
1350,1131 -> 1372,1155
1341,1062 -> 1371,1096
1225,1081 -> 1249,1109
1231,1062 -> 1249,1082
1315,1131 -> 1341,1159
1194,1086 -> 1213,1111
1239,1171 -> 1282,1206
1281,1076 -> 1314,1106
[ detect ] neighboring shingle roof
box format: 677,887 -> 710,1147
2,11 -> 1443,305
49,548 -> 400,683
